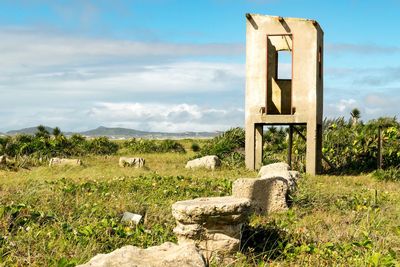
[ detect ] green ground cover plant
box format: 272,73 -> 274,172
0,117 -> 399,265
122,138 -> 186,154
0,153 -> 399,266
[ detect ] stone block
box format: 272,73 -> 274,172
119,157 -> 145,168
232,178 -> 269,214
49,157 -> 82,167
262,177 -> 289,212
172,196 -> 251,224
258,162 -> 290,177
185,155 -> 221,170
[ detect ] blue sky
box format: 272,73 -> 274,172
0,0 -> 399,132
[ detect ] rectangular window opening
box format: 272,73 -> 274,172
277,50 -> 292,80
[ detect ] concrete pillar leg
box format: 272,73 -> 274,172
316,124 -> 323,173
245,122 -> 255,170
245,123 -> 263,170
288,125 -> 293,168
255,124 -> 263,170
306,123 -> 322,175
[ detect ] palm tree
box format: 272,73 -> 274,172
350,108 -> 361,126
52,127 -> 61,138
35,125 -> 50,139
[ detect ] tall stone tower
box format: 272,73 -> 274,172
245,14 -> 323,175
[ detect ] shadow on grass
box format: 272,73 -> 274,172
240,223 -> 291,261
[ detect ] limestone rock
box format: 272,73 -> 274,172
258,162 -> 300,193
258,162 -> 290,177
232,178 -> 270,213
77,242 -> 206,267
260,171 -> 299,193
49,157 -> 82,167
263,177 -> 289,212
119,157 -> 145,168
185,155 -> 221,170
174,222 -> 204,239
172,196 -> 251,224
174,222 -> 241,240
178,232 -> 240,256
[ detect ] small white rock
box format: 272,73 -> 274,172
121,212 -> 142,225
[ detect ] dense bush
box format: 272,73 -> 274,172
190,142 -> 200,152
321,117 -> 400,173
122,138 -> 185,153
197,127 -> 245,167
0,126 -> 119,166
372,167 -> 400,181
88,137 -> 119,155
196,117 -> 400,173
199,127 -> 245,158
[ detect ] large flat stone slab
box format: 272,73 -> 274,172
77,242 -> 206,267
172,196 -> 251,224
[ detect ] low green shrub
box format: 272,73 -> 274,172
88,137 -> 119,155
197,127 -> 245,167
123,139 -> 185,154
372,167 -> 400,181
190,142 -> 200,152
0,127 -> 119,167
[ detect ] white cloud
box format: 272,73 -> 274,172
336,98 -> 356,112
0,27 -> 247,132
0,27 -> 244,74
87,102 -> 244,132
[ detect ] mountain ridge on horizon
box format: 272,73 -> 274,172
2,125 -> 221,139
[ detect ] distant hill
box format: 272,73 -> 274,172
80,126 -> 153,137
6,126 -> 55,135
4,126 -> 220,139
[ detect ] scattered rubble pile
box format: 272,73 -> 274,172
79,161 -> 301,266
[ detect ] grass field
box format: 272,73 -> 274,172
0,145 -> 399,266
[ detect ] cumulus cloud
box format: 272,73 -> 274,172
87,102 -> 244,132
0,26 -> 245,98
0,27 -> 246,132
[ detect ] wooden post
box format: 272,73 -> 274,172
288,125 -> 293,168
377,126 -> 383,169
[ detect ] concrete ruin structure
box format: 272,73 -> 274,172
245,14 -> 324,175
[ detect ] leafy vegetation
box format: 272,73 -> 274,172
0,153 -> 399,266
122,138 -> 186,154
0,126 -> 118,159
372,167 -> 400,181
198,127 -> 245,167
196,116 -> 400,174
0,117 -> 399,265
322,117 -> 400,173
